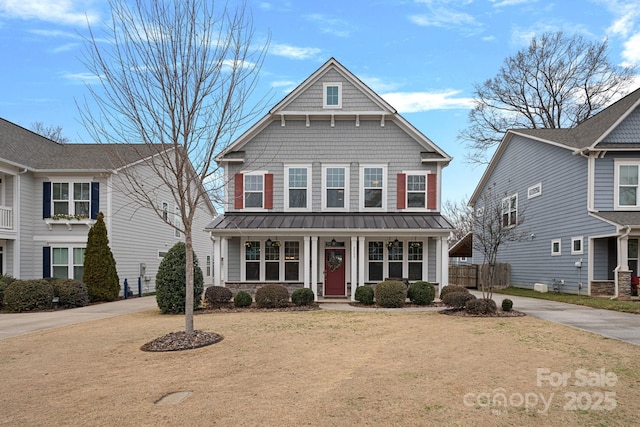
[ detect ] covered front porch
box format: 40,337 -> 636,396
206,213 -> 452,301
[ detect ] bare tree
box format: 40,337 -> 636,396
30,122 -> 69,143
472,185 -> 526,299
460,31 -> 636,165
442,196 -> 473,245
79,0 -> 269,334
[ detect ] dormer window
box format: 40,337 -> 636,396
323,82 -> 342,109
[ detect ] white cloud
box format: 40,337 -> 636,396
381,89 -> 475,113
621,32 -> 640,67
360,76 -> 403,93
270,43 -> 321,60
62,71 -> 101,84
0,0 -> 100,26
304,13 -> 352,38
52,42 -> 79,53
490,0 -> 535,7
409,0 -> 482,34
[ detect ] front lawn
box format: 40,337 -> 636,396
494,287 -> 640,314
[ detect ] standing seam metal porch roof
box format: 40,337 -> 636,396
206,212 -> 453,232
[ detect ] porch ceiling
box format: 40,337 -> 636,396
206,212 -> 453,233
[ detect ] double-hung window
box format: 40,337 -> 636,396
285,166 -> 310,210
323,165 -> 349,210
501,194 -> 518,227
368,241 -> 384,281
52,182 -> 90,217
361,166 -> 386,210
174,206 -> 182,238
408,242 -> 423,281
51,247 -> 85,279
244,175 -> 264,208
407,175 -> 426,208
243,239 -> 301,281
388,241 -> 403,278
616,161 -> 640,208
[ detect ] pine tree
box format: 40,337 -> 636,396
83,212 -> 120,302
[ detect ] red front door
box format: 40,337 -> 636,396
325,249 -> 346,296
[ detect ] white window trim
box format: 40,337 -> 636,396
161,201 -> 169,222
360,165 -> 387,211
241,238 -> 302,282
51,180 -> 92,217
402,170 -> 430,212
614,159 -> 640,210
284,164 -> 312,212
174,206 -> 182,238
51,245 -> 85,279
323,82 -> 342,109
551,238 -> 562,256
365,239 -> 426,282
528,182 -> 542,199
571,236 -> 583,255
322,164 -> 350,212
501,193 -> 518,228
243,171 -> 268,211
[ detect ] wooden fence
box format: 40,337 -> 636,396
448,263 -> 510,289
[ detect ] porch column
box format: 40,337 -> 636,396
358,236 -> 366,291
617,234 -> 630,297
221,237 -> 228,286
351,236 -> 358,301
212,235 -> 222,286
303,236 -> 311,290
438,236 -> 449,294
311,236 -> 319,301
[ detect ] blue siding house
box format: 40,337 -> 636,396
206,58 -> 453,300
469,87 -> 640,297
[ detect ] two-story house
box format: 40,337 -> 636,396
206,58 -> 453,300
469,87 -> 640,297
0,117 -> 215,292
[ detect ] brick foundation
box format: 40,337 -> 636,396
618,270 -> 632,297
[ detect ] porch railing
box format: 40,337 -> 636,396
0,206 -> 13,230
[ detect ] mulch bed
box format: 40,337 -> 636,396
140,330 -> 224,352
439,308 -> 526,317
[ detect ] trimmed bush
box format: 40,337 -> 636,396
255,284 -> 289,308
439,285 -> 470,299
407,281 -> 436,306
355,285 -> 375,305
502,298 -> 514,312
291,288 -> 315,306
52,279 -> 89,308
204,286 -> 233,308
374,280 -> 407,308
3,280 -> 54,312
466,298 -> 498,315
233,291 -> 253,308
155,242 -> 204,314
442,291 -> 476,309
0,275 -> 17,309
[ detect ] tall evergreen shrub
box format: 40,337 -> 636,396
83,212 -> 120,302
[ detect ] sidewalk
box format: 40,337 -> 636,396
0,296 -> 158,339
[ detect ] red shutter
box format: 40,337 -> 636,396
234,173 -> 244,209
427,173 -> 437,210
397,173 -> 406,209
264,173 -> 274,209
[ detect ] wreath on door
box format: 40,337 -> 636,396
328,254 -> 343,272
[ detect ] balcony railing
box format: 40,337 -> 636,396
0,206 -> 13,230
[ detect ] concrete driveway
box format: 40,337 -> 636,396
0,296 -> 157,339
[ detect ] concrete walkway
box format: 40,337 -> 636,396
2,293 -> 638,346
0,296 -> 158,339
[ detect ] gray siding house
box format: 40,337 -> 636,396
0,118 -> 216,293
206,58 -> 453,300
469,87 -> 640,297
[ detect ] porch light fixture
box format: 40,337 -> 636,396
330,238 -> 338,247
266,238 -> 272,247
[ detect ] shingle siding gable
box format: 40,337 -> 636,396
602,107 -> 640,143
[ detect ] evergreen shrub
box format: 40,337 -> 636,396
83,212 -> 120,302
155,242 -> 204,314
355,285 -> 374,305
502,298 -> 513,312
52,279 -> 89,308
465,298 -> 497,315
374,280 -> 407,308
291,288 -> 315,306
255,284 -> 289,308
442,291 -> 476,309
3,280 -> 54,312
233,291 -> 253,308
439,285 -> 470,299
204,286 -> 232,308
407,281 -> 436,305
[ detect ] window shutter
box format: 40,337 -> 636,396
427,173 -> 437,210
43,246 -> 51,278
234,173 -> 244,209
264,173 -> 274,209
90,182 -> 100,219
396,173 -> 406,209
43,182 -> 52,219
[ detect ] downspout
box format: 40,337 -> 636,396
614,224 -> 631,298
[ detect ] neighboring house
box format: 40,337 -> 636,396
449,232 -> 472,265
0,117 -> 216,292
206,58 -> 453,301
469,87 -> 640,297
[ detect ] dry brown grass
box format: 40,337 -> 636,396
1,309 -> 639,426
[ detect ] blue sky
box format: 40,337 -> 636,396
1,0 -> 639,205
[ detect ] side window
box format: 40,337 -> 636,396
323,82 -> 342,109
501,194 -> 518,227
